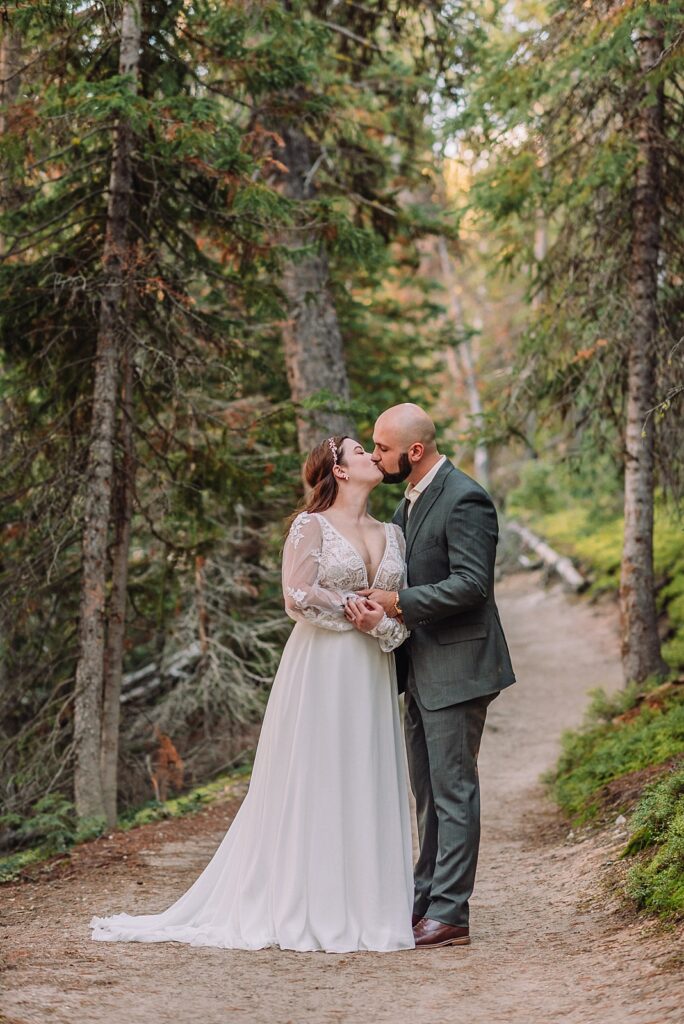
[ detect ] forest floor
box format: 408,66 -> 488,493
1,570 -> 683,1024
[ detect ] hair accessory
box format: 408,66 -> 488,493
327,437 -> 339,466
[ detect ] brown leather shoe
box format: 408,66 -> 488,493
413,917 -> 470,948
412,913 -> 423,928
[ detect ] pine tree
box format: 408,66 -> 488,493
454,0 -> 684,683
0,0 -> 467,825
73,0 -> 142,826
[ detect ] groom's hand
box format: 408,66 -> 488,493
344,597 -> 384,632
357,588 -> 400,618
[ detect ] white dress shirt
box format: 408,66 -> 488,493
404,455 -> 447,519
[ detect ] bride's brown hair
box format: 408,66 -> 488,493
286,435 -> 349,529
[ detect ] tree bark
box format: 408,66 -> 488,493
73,1 -> 141,822
0,20 -> 21,255
437,238 -> 490,487
276,127 -> 355,453
0,21 -> 22,698
100,340 -> 135,827
619,18 -> 668,684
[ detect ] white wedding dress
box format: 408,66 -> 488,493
90,511 -> 415,953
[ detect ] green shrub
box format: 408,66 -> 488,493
550,692 -> 684,822
547,686 -> 684,921
0,761 -> 253,884
624,766 -> 684,920
0,793 -> 84,855
0,793 -> 96,884
582,683 -> 642,725
507,461 -> 564,516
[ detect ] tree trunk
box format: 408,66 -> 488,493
195,554 -> 212,741
437,238 -> 490,487
276,127 -> 355,453
100,341 -> 135,827
0,21 -> 21,255
619,18 -> 668,684
0,21 -> 22,698
73,1 -> 141,823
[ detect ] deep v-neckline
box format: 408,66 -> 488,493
315,514 -> 390,589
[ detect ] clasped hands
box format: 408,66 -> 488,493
344,588 -> 402,634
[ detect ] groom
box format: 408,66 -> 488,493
361,403 -> 515,948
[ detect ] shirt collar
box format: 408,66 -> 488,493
405,455 -> 447,503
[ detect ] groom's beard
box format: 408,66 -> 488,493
380,452 -> 412,484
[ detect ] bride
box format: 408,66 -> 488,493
90,435 -> 415,953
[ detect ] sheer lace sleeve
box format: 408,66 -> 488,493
368,614 -> 409,653
282,512 -> 356,632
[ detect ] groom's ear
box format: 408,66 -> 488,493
409,442 -> 425,462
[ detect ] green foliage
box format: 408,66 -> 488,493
0,793 -> 80,854
513,465 -> 684,668
0,762 -> 253,884
582,683 -> 644,726
507,460 -> 565,515
550,689 -> 684,822
0,792 -> 107,883
534,507 -> 623,594
454,0 -> 684,490
624,767 -> 684,920
0,0 -> 471,825
0,845 -> 52,885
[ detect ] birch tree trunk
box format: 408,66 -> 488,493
437,238 -> 490,487
100,341 -> 135,827
619,18 -> 668,684
276,127 -> 355,453
73,1 -> 141,822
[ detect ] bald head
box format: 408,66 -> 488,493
372,403 -> 440,485
375,403 -> 437,452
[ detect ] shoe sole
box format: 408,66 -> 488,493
415,936 -> 471,948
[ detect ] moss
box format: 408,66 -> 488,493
624,767 -> 684,920
547,685 -> 684,922
549,689 -> 684,823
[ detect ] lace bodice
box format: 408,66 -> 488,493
282,511 -> 409,653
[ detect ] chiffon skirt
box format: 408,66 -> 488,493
89,622 -> 415,953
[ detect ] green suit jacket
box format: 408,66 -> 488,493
393,460 -> 516,710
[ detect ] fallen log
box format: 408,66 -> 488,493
120,642 -> 201,705
505,520 -> 587,592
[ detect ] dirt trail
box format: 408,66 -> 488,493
1,571 -> 682,1024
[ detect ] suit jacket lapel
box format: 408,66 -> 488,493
405,461 -> 453,560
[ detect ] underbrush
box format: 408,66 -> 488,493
507,464 -> 684,672
624,767 -> 684,919
548,680 -> 684,920
0,759 -> 253,885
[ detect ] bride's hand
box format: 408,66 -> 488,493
344,597 -> 385,633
